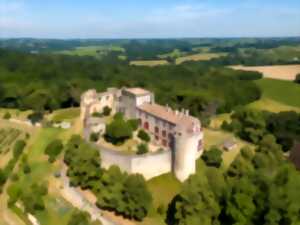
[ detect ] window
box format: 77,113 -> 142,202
198,140 -> 203,151
144,122 -> 149,130
162,130 -> 166,137
155,135 -> 159,141
155,126 -> 159,133
162,139 -> 167,147
106,96 -> 110,100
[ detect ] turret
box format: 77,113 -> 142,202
174,119 -> 203,182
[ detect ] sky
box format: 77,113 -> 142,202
0,0 -> 300,39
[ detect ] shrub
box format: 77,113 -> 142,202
3,112 -> 11,120
201,146 -> 223,168
92,112 -> 102,117
128,119 -> 140,131
137,129 -> 150,142
236,71 -> 263,80
90,132 -> 99,142
157,204 -> 166,215
27,112 -> 43,124
137,143 -> 149,155
295,73 -> 300,84
105,115 -> 133,145
13,140 -> 26,159
44,139 -> 64,163
103,106 -> 112,116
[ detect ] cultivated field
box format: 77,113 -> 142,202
175,52 -> 227,64
231,64 -> 300,81
57,45 -> 125,59
130,60 -> 169,67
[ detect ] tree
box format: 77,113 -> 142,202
201,147 -> 223,168
90,132 -> 99,142
295,73 -> 300,84
137,129 -> 150,142
122,174 -> 152,220
104,115 -> 133,145
3,112 -> 11,120
128,119 -> 140,131
136,143 -> 149,155
44,139 -> 64,163
20,183 -> 48,214
222,177 -> 257,225
175,173 -> 221,225
68,210 -> 101,225
64,135 -> 102,189
13,140 -> 26,159
27,111 -> 43,124
102,106 -> 111,116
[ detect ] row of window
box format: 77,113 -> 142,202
138,110 -> 174,130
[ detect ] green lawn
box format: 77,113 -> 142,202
50,107 -> 80,122
255,78 -> 300,108
247,97 -> 300,113
2,127 -> 78,225
138,173 -> 182,225
57,45 -> 124,59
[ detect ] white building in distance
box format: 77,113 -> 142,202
81,87 -> 204,181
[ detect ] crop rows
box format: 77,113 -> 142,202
0,128 -> 22,153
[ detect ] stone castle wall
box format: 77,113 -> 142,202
97,144 -> 172,180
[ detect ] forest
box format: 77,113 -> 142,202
0,48 -> 262,123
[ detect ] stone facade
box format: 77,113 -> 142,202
81,87 -> 204,181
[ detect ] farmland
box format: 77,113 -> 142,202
255,78 -> 300,108
175,52 -> 227,64
231,64 -> 300,81
57,45 -> 125,59
130,60 -> 169,67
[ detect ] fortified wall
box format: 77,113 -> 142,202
95,144 -> 172,180
81,87 -> 204,181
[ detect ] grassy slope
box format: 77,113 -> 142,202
57,45 -> 124,59
49,107 -> 80,122
247,97 -> 300,113
138,173 -> 181,225
255,78 -> 300,108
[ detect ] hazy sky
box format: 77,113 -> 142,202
0,0 -> 299,38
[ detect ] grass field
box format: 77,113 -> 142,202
255,78 -> 300,108
57,45 -> 125,59
204,128 -> 254,168
231,64 -> 300,81
247,97 -> 300,113
175,52 -> 227,64
49,107 -> 80,122
137,173 -> 182,225
130,60 -> 169,67
0,108 -> 32,120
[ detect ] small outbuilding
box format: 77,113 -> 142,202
222,139 -> 237,151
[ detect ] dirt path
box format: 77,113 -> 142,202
58,166 -> 118,225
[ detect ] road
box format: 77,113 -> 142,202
60,167 -> 118,225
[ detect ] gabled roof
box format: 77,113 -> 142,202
124,88 -> 151,96
137,103 -> 200,132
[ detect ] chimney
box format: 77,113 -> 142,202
185,109 -> 189,116
175,110 -> 179,116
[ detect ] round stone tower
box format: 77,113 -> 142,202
174,120 -> 203,182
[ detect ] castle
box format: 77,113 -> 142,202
81,87 -> 204,181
